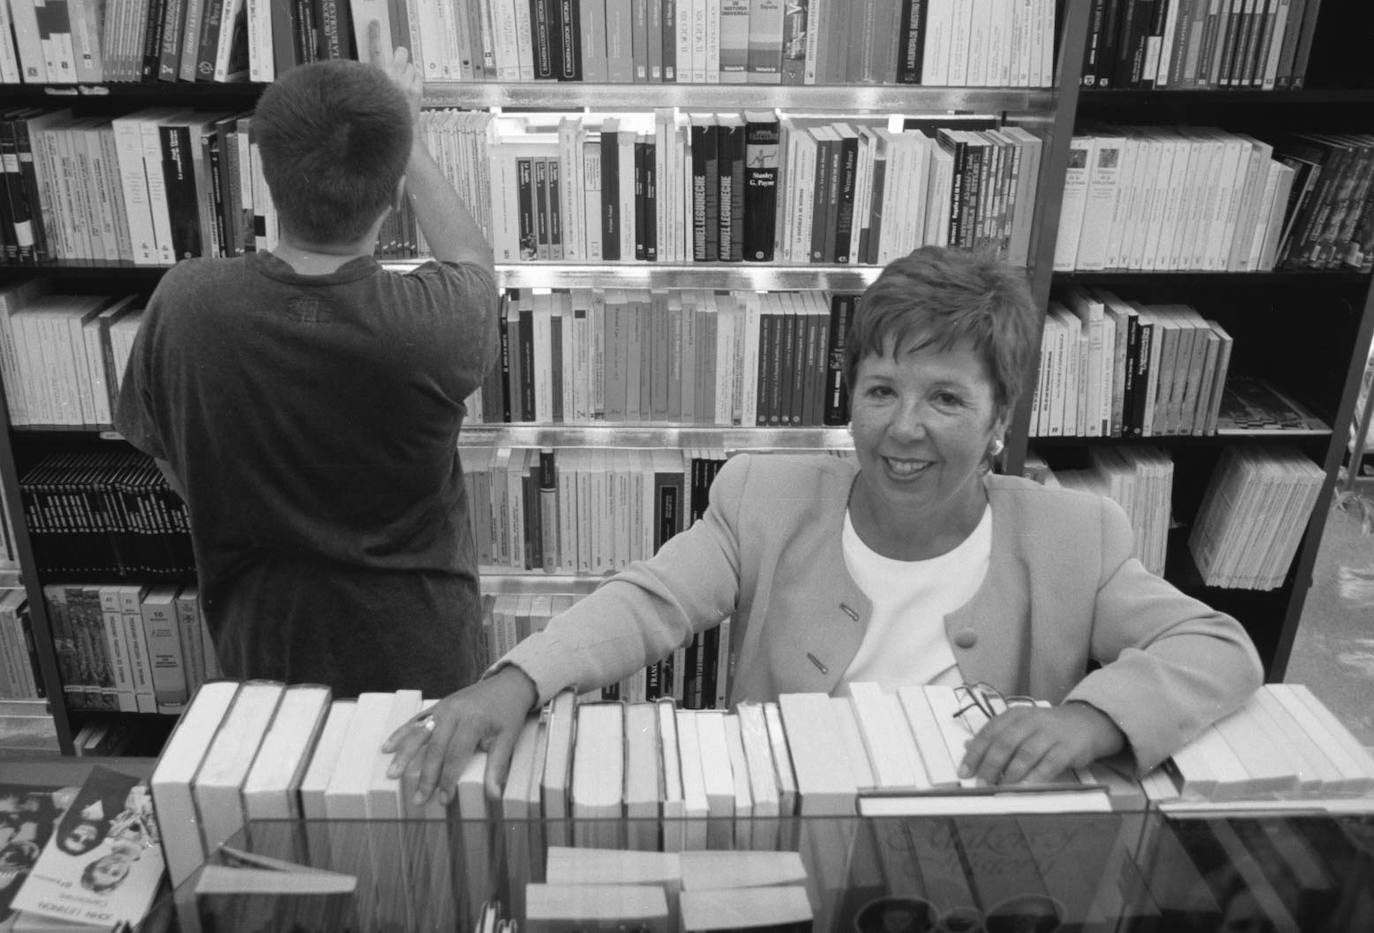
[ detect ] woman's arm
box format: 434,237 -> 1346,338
384,455 -> 756,805
961,494 -> 1263,783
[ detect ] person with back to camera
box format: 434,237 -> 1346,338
114,46 -> 498,697
385,245 -> 1263,805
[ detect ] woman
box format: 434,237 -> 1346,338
386,246 -> 1263,806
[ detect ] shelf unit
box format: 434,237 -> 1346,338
2,1 -> 1371,751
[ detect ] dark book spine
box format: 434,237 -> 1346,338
726,125 -> 745,262
296,0 -> 318,64
158,0 -> 188,81
865,145 -> 886,264
809,136 -> 834,262
516,157 -> 537,260
534,158 -> 550,259
1082,0 -> 1108,85
204,132 -> 228,257
0,119 -> 23,261
644,138 -> 657,261
634,140 -> 647,261
535,450 -> 557,574
896,0 -> 926,83
549,315 -> 564,422
317,0 -> 351,59
197,0 -> 226,80
833,133 -> 859,263
522,466 -> 539,570
518,306 -> 536,421
1139,0 -> 1167,88
823,294 -> 853,425
558,0 -> 582,78
691,122 -> 710,261
1096,0 -> 1123,87
661,0 -> 676,80
144,0 -> 169,81
270,0 -> 299,75
532,0 -> 556,79
497,301 -> 513,421
548,158 -> 562,259
600,130 -> 620,260
743,116 -> 779,262
703,124 -> 720,261
160,125 -> 202,259
754,310 -> 774,425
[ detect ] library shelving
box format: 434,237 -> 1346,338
0,1 -> 1370,757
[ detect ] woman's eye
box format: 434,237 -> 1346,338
866,385 -> 894,399
935,392 -> 964,407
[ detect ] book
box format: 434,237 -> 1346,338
12,767 -> 164,928
149,679 -> 242,888
192,680 -> 286,859
240,683 -> 332,822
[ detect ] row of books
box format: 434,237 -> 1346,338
1029,445 -> 1175,577
42,580 -> 221,715
0,0 -> 1059,88
1079,0 -> 1325,90
0,281 -> 142,429
483,110 -> 1043,268
1056,128 -> 1290,273
1188,444 -> 1325,590
0,584 -> 37,700
462,445 -> 739,576
1029,288 -> 1236,439
481,589 -> 733,711
0,107 -> 264,266
18,449 -> 196,578
474,288 -> 854,428
0,468 -> 17,571
149,678 -> 1374,910
0,104 -> 1045,269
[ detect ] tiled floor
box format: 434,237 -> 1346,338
1284,478 -> 1374,747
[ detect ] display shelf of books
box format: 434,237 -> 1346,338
115,675 -> 1374,933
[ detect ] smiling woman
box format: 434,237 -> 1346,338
383,246 -> 1263,808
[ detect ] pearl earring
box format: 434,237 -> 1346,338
989,438 -> 1005,457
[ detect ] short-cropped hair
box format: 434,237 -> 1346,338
253,59 -> 413,245
845,246 -> 1038,420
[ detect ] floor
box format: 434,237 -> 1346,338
1284,477 -> 1374,747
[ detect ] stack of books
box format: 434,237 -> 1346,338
1031,289 -> 1234,439
1188,445 -> 1326,590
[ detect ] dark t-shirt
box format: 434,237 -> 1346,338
114,252 -> 498,697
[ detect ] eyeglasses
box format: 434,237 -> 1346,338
953,682 -> 1035,735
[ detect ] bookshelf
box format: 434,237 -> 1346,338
0,1 -> 1369,755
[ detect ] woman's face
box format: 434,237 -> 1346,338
850,337 -> 1004,521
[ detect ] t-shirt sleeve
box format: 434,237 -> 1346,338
409,259 -> 500,393
112,299 -> 167,461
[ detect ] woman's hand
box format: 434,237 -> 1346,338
959,701 -> 1126,785
383,666 -> 538,807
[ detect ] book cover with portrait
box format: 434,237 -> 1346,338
11,766 -> 164,928
1,782 -> 75,922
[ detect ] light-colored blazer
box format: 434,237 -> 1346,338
503,454 -> 1263,773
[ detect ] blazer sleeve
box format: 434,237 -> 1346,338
496,455 -> 754,705
1064,497 -> 1264,775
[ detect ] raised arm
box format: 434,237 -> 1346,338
380,46 -> 493,271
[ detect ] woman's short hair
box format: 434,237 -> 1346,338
253,59 -> 413,245
845,246 -> 1039,420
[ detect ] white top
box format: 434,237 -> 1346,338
836,505 -> 992,694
